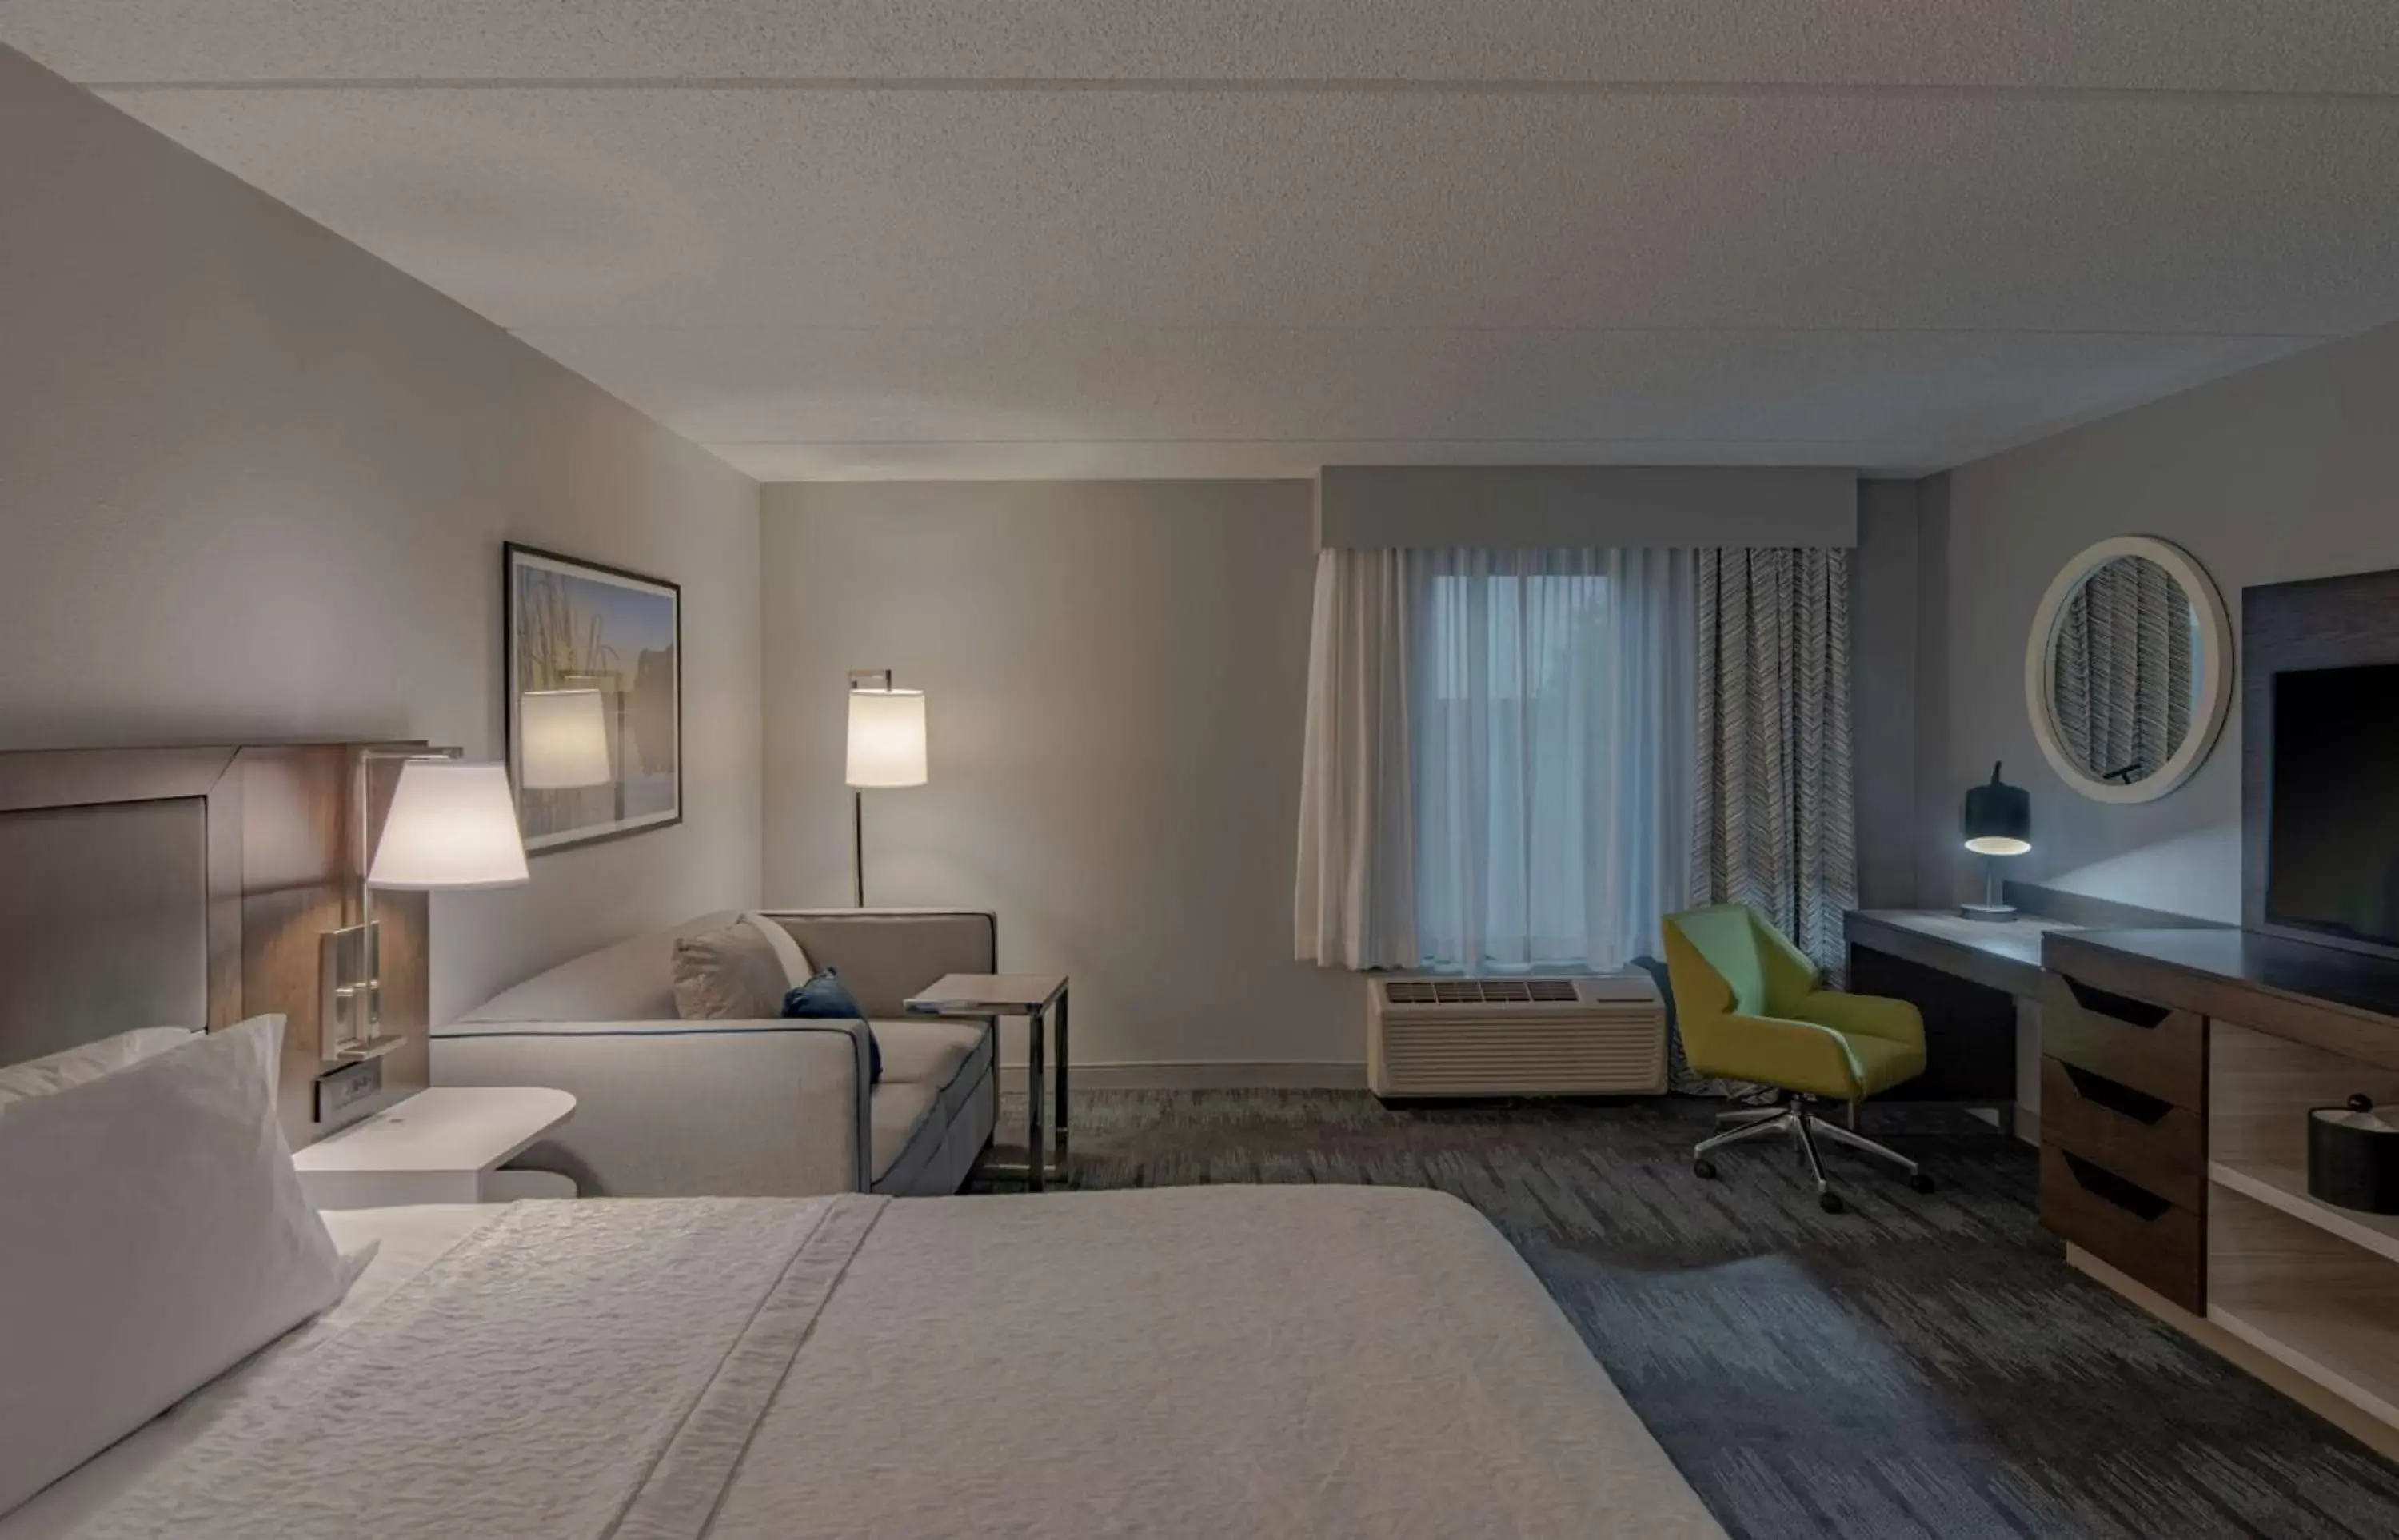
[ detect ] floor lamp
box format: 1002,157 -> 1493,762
846,670 -> 927,907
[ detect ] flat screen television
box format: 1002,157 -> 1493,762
2266,661 -> 2399,954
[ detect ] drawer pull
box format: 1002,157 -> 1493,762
2061,1064 -> 2173,1125
2062,1152 -> 2171,1220
2061,976 -> 2173,1029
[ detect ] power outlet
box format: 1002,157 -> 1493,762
313,1055 -> 383,1123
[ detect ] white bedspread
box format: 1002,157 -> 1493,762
22,1187 -> 1721,1539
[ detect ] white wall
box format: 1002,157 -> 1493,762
1931,320 -> 2399,920
760,481 -> 1360,1083
0,46 -> 763,1021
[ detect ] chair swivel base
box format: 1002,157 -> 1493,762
1690,1095 -> 1934,1213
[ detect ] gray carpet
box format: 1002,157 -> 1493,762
976,1090 -> 2399,1539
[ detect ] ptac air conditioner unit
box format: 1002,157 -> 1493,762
1366,974 -> 1667,1099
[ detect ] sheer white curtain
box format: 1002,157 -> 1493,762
1415,548 -> 1694,969
1295,547 -> 1695,971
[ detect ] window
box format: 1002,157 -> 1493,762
1410,549 -> 1693,970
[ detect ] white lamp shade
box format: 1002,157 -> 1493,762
367,760 -> 531,890
518,688 -> 613,789
846,688 -> 928,788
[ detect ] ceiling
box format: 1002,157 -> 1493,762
7,2 -> 2398,481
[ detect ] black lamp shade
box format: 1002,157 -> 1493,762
1963,761 -> 2031,856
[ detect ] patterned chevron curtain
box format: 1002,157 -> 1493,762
2050,557 -> 2193,784
1682,547 -> 1857,1091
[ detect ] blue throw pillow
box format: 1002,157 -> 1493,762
783,967 -> 880,1084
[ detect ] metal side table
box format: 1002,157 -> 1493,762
905,972 -> 1070,1191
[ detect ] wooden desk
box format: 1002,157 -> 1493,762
1847,909 -> 2070,995
2040,926 -> 2399,1459
1846,909 -> 2072,1130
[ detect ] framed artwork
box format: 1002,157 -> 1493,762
503,543 -> 682,854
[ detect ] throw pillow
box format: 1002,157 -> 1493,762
784,967 -> 880,1084
671,922 -> 789,1020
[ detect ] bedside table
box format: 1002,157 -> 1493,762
293,1087 -> 577,1210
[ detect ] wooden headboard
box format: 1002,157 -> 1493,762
0,743 -> 430,1145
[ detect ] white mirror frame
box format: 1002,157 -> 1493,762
2023,534 -> 2233,804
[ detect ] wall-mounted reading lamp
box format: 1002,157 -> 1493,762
321,751 -> 529,1065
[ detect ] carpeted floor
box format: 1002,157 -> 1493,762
976,1090 -> 2399,1539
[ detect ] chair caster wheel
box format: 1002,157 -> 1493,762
1818,1191 -> 1846,1214
1693,1159 -> 1718,1181
1910,1173 -> 1935,1194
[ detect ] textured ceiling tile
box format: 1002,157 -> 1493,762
105,89 -> 2399,337
9,5 -> 2399,478
6,2 -> 2399,92
708,437 -> 1910,482
517,325 -> 2309,452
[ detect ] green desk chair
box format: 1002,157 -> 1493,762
1662,903 -> 1934,1212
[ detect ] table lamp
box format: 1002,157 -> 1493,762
845,671 -> 928,907
1960,761 -> 2031,922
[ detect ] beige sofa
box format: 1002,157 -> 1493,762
432,909 -> 997,1198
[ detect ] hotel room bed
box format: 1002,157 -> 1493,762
6,1185 -> 1721,1539
0,747 -> 1717,1538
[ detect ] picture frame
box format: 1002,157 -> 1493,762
503,542 -> 682,854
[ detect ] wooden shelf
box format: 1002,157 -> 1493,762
2210,1159 -> 2399,1266
2209,1295 -> 2399,1431
2209,1179 -> 2399,1434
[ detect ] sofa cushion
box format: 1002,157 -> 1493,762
459,912 -> 739,1024
739,913 -> 815,990
868,1081 -> 941,1187
770,912 -> 996,1019
673,922 -> 789,1021
873,1019 -> 992,1124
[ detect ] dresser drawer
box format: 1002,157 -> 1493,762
2039,1143 -> 2204,1312
2039,1056 -> 2205,1211
2041,972 -> 2205,1111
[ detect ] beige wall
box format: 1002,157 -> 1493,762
1930,320 -> 2399,920
761,481 -> 1360,1083
0,46 -> 763,1022
765,478 -> 1926,1078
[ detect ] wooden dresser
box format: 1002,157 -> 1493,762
2042,926 -> 2399,1448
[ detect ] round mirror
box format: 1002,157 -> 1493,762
2025,536 -> 2231,803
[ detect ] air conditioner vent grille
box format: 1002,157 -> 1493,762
1367,972 -> 1666,1098
1379,978 -> 1579,1006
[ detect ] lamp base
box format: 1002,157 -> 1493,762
318,920 -> 381,1064
1960,854 -> 2019,923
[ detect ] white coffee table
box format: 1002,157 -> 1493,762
293,1087 -> 577,1210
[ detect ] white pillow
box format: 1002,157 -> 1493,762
740,912 -> 816,991
0,1027 -> 198,1110
0,1015 -> 351,1516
